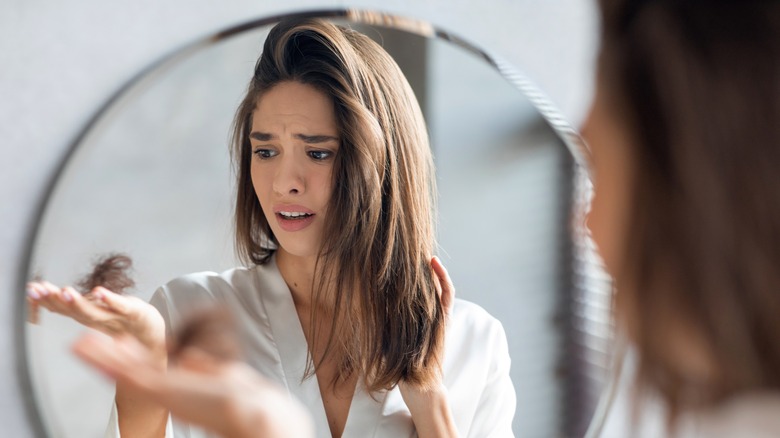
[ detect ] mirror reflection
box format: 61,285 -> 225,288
25,11 -> 609,438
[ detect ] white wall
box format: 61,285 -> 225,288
0,1 -> 598,435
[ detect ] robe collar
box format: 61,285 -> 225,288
257,254 -> 392,437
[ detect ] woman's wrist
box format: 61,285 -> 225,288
130,309 -> 167,363
403,384 -> 458,438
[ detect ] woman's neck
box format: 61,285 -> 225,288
276,248 -> 321,310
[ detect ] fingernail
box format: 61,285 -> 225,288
26,288 -> 40,300
39,287 -> 49,297
92,290 -> 103,300
61,289 -> 72,302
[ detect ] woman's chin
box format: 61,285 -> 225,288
275,241 -> 320,261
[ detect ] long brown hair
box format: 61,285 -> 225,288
231,18 -> 443,391
598,0 -> 780,424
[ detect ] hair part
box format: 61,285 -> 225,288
230,18 -> 443,392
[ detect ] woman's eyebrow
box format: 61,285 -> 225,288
250,132 -> 274,141
295,134 -> 339,143
248,132 -> 338,144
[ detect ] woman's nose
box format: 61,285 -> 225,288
272,155 -> 305,196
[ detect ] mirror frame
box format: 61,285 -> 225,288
15,8 -> 595,437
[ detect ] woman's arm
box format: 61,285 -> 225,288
28,281 -> 170,437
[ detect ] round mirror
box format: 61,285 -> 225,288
20,9 -> 611,438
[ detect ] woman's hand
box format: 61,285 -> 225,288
431,256 -> 455,317
29,280 -> 169,436
397,256 -> 459,438
72,333 -> 315,438
27,281 -> 166,354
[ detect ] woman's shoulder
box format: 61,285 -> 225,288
150,262 -> 284,333
163,266 -> 253,290
151,262 -> 283,311
157,260 -> 281,296
448,298 -> 508,353
680,392 -> 780,438
450,298 -> 504,333
442,298 -> 514,405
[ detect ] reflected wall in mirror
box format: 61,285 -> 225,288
22,10 -> 611,438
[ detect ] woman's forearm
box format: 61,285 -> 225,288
115,317 -> 170,438
116,379 -> 170,437
115,338 -> 168,438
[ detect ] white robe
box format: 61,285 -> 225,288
106,255 -> 516,437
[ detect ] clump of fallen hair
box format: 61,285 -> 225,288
75,253 -> 135,295
168,307 -> 243,362
75,254 -> 242,362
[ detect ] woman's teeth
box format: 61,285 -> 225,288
279,212 -> 312,219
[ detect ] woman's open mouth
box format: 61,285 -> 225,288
275,210 -> 316,232
278,211 -> 313,220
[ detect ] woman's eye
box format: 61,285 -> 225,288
308,150 -> 333,161
253,148 -> 277,159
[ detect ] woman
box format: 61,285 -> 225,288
584,0 -> 780,435
66,2 -> 780,436
28,18 -> 515,438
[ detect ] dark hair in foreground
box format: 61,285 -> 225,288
168,307 -> 243,363
598,0 -> 780,425
231,19 -> 442,391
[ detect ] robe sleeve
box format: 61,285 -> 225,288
467,320 -> 516,438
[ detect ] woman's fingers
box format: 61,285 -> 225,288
26,296 -> 40,324
90,286 -> 131,316
27,280 -> 128,334
72,333 -> 126,378
40,281 -> 59,296
72,333 -> 161,392
35,283 -> 70,314
63,287 -> 124,332
27,281 -> 77,314
431,256 -> 455,316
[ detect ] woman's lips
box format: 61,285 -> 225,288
274,205 -> 315,232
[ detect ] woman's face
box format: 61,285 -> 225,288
249,81 -> 340,259
581,82 -> 635,284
